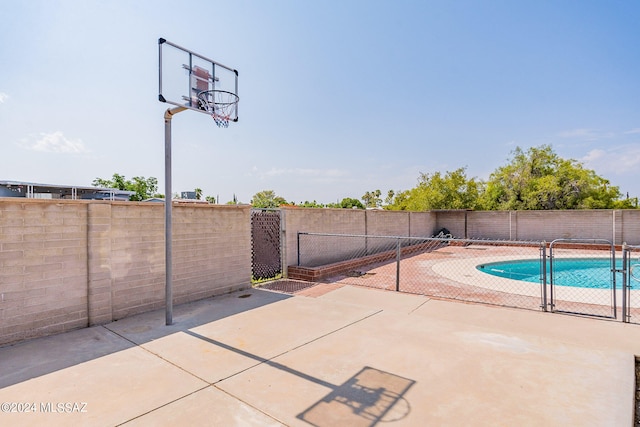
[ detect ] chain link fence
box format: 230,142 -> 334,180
296,233 -> 635,321
623,244 -> 640,324
296,233 -> 546,311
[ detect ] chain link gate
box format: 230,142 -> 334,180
251,209 -> 282,281
547,239 -> 618,319
622,244 -> 640,324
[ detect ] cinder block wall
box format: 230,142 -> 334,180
281,208 -> 437,268
282,208 -> 366,268
0,201 -> 89,346
173,205 -> 251,304
435,209 -> 640,245
513,210 -> 614,242
467,211 -> 511,240
622,210 -> 640,245
3,200 -> 638,346
435,210 -> 467,237
285,208 -> 639,271
0,199 -> 251,346
366,210 -> 409,236
408,211 -> 438,237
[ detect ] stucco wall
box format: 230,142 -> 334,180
0,199 -> 251,346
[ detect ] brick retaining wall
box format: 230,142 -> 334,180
288,240 -> 442,282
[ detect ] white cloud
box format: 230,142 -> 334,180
581,145 -> 640,175
19,131 -> 90,154
624,128 -> 640,135
0,92 -> 8,103
581,148 -> 605,163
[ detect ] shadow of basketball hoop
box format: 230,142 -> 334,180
297,366 -> 415,427
180,330 -> 414,426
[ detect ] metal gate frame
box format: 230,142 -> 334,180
622,244 -> 640,324
251,209 -> 283,282
547,239 -> 617,319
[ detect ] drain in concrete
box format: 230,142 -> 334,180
259,280 -> 319,294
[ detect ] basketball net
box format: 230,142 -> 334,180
197,90 -> 239,128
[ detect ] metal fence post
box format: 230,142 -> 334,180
396,238 -> 401,291
548,241 -> 554,312
279,209 -> 286,278
622,243 -> 628,323
611,242 -> 617,319
297,232 -> 301,266
540,241 -> 547,312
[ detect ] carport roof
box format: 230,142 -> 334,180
0,180 -> 135,200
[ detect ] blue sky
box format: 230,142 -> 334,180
1,0 -> 639,204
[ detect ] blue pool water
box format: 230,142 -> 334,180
477,258 -> 639,289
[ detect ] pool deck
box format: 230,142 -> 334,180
1,284 -> 639,426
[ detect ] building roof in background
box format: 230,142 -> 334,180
0,180 -> 135,201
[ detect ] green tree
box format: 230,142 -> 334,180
384,190 -> 395,206
250,190 -> 287,208
129,176 -> 159,201
194,188 -> 203,200
298,200 -> 325,208
386,190 -> 410,210
388,167 -> 483,210
362,190 -> 382,208
92,174 -> 159,201
93,173 -> 125,190
481,145 -> 626,210
336,197 -> 364,209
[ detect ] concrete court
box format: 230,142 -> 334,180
0,284 -> 639,426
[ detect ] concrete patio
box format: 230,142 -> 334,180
0,283 -> 638,426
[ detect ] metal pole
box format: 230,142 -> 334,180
540,241 -> 547,312
278,209 -> 286,278
164,106 -> 186,326
611,243 -> 617,319
395,238 -> 401,292
622,243 -> 628,323
548,242 -> 554,312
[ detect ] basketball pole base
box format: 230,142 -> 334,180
164,106 -> 186,326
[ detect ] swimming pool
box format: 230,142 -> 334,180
477,258 -> 639,290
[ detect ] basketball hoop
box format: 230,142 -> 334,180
197,90 -> 239,128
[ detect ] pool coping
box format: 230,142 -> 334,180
431,252 -> 640,308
